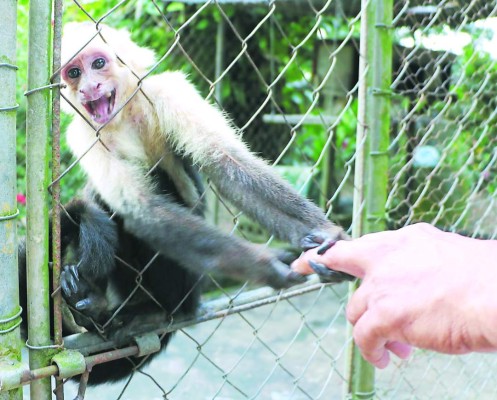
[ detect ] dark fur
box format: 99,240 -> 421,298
19,165 -> 203,385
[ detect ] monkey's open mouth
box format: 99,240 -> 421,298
83,90 -> 116,125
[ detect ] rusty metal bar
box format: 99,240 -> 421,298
3,280 -> 329,389
50,0 -> 64,398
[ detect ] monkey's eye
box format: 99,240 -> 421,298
92,58 -> 106,70
67,67 -> 81,79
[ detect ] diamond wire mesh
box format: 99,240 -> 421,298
376,0 -> 497,399
52,1 -> 359,399
20,0 -> 497,398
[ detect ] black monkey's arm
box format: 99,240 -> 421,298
18,200 -> 117,281
60,200 -> 118,279
122,194 -> 305,289
18,199 -> 119,335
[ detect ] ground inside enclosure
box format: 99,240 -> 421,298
18,283 -> 497,400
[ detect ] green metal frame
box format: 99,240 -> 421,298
347,0 -> 394,398
25,0 -> 55,398
0,1 -> 23,399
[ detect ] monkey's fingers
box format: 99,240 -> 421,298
266,259 -> 307,289
301,233 -> 325,251
276,248 -> 301,265
75,298 -> 93,311
61,264 -> 80,296
301,231 -> 341,252
317,239 -> 336,255
309,261 -> 355,284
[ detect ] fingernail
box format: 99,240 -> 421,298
76,299 -> 91,310
374,351 -> 390,369
317,240 -> 335,255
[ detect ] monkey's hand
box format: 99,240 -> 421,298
308,260 -> 355,284
300,229 -> 354,284
262,257 -> 307,289
275,248 -> 301,266
61,265 -> 109,324
301,227 -> 348,252
228,244 -> 307,289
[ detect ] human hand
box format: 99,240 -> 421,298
292,223 -> 497,368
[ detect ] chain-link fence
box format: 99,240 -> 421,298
2,0 -> 497,399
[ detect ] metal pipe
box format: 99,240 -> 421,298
347,0 -> 393,397
0,1 -> 22,399
1,346 -> 140,392
25,0 -> 54,397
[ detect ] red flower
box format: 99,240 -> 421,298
17,193 -> 27,205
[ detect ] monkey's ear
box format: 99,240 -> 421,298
101,26 -> 156,75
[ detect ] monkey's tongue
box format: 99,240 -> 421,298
85,92 -> 115,125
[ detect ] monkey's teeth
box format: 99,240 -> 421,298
105,92 -> 112,98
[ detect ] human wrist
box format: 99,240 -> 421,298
465,239 -> 497,350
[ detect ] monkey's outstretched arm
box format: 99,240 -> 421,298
149,73 -> 346,248
204,151 -> 345,247
76,149 -> 304,288
122,193 -> 305,288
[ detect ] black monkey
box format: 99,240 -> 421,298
19,180 -> 202,385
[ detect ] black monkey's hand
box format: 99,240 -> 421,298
61,264 -> 93,310
61,265 -> 109,322
301,229 -> 354,283
263,257 -> 307,289
60,264 -> 80,297
309,260 -> 355,284
237,245 -> 307,289
276,248 -> 301,266
212,242 -> 307,290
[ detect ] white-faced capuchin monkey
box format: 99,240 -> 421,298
26,21 -> 352,385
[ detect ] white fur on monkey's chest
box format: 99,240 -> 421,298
105,126 -> 150,162
67,118 -> 198,213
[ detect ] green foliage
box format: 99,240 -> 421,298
283,100 -> 358,170
388,29 -> 497,228
443,43 -> 497,195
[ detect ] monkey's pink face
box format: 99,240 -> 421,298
62,50 -> 121,125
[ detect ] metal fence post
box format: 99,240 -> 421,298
26,0 -> 54,398
347,0 -> 393,398
0,1 -> 22,398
